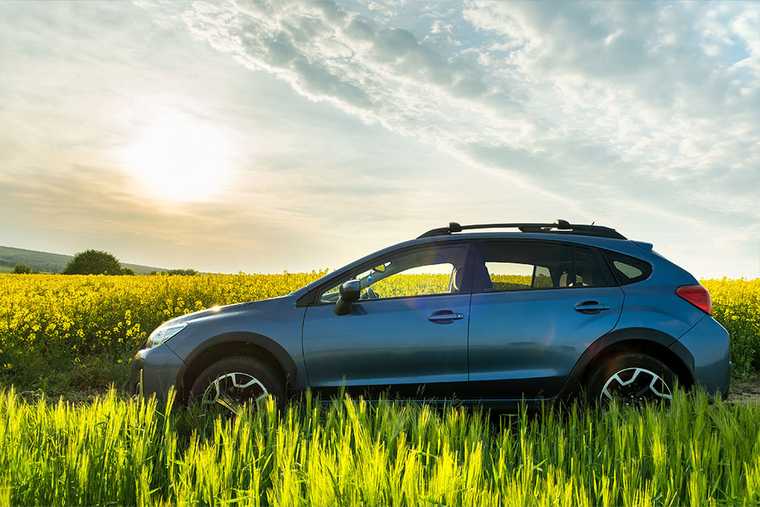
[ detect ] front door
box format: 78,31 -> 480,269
302,243 -> 471,398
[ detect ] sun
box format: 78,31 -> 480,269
121,114 -> 233,203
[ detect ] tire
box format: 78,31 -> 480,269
587,353 -> 676,406
189,356 -> 285,410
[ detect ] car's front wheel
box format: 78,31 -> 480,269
189,356 -> 285,411
588,353 -> 675,406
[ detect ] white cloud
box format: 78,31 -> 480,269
138,1 -> 759,208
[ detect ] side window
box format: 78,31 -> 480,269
319,244 -> 468,303
319,284 -> 342,303
533,265 -> 554,288
484,262 -> 534,291
473,241 -> 614,292
573,246 -> 615,287
604,251 -> 652,285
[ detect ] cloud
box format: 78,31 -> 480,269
135,0 -> 760,236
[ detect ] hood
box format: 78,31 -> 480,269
162,295 -> 289,326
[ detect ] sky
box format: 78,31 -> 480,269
1,0 -> 759,278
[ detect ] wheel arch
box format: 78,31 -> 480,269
560,327 -> 695,399
176,331 -> 300,402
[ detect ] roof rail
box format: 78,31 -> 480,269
417,220 -> 626,240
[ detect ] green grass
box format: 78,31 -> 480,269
1,389 -> 760,506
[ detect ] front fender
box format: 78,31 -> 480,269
168,331 -> 306,398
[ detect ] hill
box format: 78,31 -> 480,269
0,245 -> 165,274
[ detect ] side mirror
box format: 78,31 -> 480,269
335,279 -> 361,315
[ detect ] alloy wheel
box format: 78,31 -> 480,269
201,372 -> 269,411
600,367 -> 672,405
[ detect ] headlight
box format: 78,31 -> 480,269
147,322 -> 187,348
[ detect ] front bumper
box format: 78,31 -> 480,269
129,344 -> 185,403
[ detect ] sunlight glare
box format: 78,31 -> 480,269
122,114 -> 233,203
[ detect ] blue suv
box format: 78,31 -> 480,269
131,221 -> 730,407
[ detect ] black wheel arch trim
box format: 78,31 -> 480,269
558,327 -> 695,399
175,331 -> 302,396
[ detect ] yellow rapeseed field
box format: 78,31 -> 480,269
0,274 -> 758,391
0,273 -> 321,390
703,278 -> 760,375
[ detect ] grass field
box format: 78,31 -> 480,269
2,388 -> 760,505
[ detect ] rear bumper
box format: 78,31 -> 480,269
672,316 -> 730,397
129,344 -> 185,403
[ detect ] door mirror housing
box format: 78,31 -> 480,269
335,279 -> 361,315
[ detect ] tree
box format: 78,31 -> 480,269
63,250 -> 123,275
13,263 -> 32,274
166,269 -> 198,276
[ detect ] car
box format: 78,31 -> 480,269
130,220 -> 730,409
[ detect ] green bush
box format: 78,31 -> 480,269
63,250 -> 123,275
166,269 -> 199,276
12,264 -> 32,274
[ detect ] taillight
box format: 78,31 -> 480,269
676,285 -> 712,315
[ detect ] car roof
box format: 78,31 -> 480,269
417,220 -> 626,240
419,230 -> 638,246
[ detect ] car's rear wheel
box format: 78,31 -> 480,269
588,353 -> 675,406
189,356 -> 285,412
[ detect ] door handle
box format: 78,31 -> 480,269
574,301 -> 611,314
428,310 -> 464,323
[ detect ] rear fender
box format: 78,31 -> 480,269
558,327 -> 695,398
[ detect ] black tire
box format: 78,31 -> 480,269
189,356 -> 285,409
587,353 -> 676,405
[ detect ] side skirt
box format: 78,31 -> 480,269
307,376 -> 566,405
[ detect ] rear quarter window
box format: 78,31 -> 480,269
604,251 -> 652,285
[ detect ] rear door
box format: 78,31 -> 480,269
467,240 -> 624,399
